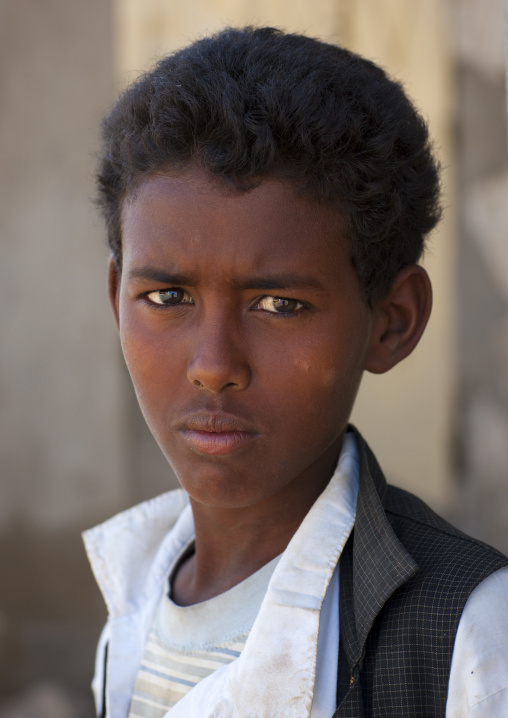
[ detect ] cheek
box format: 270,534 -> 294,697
283,330 -> 366,420
291,362 -> 360,412
319,366 -> 342,391
119,316 -> 148,379
291,357 -> 340,392
293,358 -> 311,373
290,328 -> 364,388
118,313 -> 180,405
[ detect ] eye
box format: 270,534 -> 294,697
253,296 -> 304,314
145,288 -> 193,306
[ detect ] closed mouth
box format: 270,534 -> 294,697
178,413 -> 259,456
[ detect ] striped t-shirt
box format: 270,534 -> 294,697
128,548 -> 281,718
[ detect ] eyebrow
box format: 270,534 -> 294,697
231,274 -> 323,291
127,268 -> 194,285
127,267 -> 323,291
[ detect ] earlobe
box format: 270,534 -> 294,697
365,265 -> 432,374
108,255 -> 121,329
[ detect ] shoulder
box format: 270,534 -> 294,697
358,484 -> 508,714
447,566 -> 508,716
384,483 -> 508,574
377,483 -> 508,645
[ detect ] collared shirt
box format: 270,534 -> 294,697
84,433 -> 508,717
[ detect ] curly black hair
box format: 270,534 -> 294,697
97,26 -> 441,302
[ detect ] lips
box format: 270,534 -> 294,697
178,413 -> 259,456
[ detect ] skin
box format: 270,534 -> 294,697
109,166 -> 432,605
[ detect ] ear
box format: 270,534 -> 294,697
108,255 -> 121,329
364,265 -> 432,374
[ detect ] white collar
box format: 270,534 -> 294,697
83,488 -> 192,617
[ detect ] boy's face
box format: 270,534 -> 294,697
112,167 -> 375,509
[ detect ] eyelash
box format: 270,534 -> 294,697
141,289 -> 308,317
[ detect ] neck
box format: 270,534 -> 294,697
171,436 -> 343,605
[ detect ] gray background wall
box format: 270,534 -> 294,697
449,0 -> 508,551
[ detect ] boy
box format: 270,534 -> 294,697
84,27 -> 508,718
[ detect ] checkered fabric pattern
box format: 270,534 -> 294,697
334,426 -> 508,718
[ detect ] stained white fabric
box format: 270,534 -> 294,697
127,550 -> 283,716
447,565 -> 508,716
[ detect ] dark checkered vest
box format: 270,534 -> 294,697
335,427 -> 508,717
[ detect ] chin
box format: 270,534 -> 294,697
174,464 -> 270,509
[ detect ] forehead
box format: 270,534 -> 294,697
121,168 -> 353,286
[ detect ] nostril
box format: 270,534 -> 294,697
187,353 -> 251,393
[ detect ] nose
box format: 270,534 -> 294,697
186,313 -> 251,393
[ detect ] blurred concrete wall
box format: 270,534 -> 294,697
448,0 -> 508,551
1,1 -> 144,714
0,0 -> 507,714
